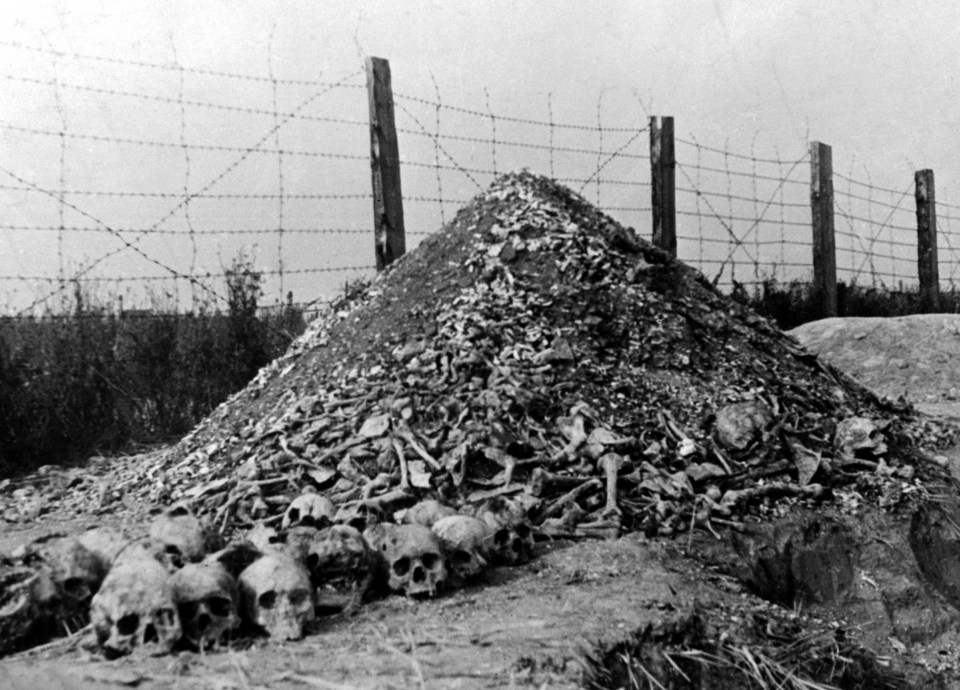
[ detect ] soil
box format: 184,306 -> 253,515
789,315 -> 960,419
4,173 -> 960,688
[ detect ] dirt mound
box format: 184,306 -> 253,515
790,315 -> 960,419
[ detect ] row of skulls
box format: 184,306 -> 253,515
1,491 -> 536,658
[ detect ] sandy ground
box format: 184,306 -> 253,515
790,313 -> 960,419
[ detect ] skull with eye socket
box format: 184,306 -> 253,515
430,515 -> 490,584
170,560 -> 239,651
364,523 -> 446,598
148,504 -> 215,571
282,493 -> 335,531
335,500 -> 387,533
470,497 -> 536,566
20,534 -> 105,629
89,554 -> 181,659
304,524 -> 376,613
238,553 -> 315,640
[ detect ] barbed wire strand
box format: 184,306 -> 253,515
48,39 -> 67,286
0,164 -> 227,307
0,122 -> 368,159
776,146 -> 787,274
676,153 -> 808,282
14,68 -> 365,314
595,92 -> 604,206
577,128 -> 646,195
484,88 -> 498,176
267,27 -> 286,299
547,93 -> 555,178
0,73 -> 366,128
0,224 -> 371,236
393,91 -> 640,133
724,138 -> 744,284
393,100 -> 484,192
0,39 -> 362,87
694,134 -> 705,268
430,73 -> 445,226
172,44 -> 199,307
750,134 -> 761,283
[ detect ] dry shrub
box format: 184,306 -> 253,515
0,265 -> 306,477
732,277 -> 960,330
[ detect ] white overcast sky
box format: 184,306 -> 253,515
2,0 -> 959,311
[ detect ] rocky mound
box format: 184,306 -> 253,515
76,169 -> 951,536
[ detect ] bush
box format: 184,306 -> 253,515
732,276 -> 960,331
0,266 -> 307,478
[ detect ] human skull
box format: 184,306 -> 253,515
471,497 -> 535,566
282,493 -> 335,530
335,500 -> 387,532
364,523 -> 446,597
246,522 -> 283,554
170,561 -> 239,651
23,535 -> 105,625
90,555 -> 181,658
713,400 -> 775,451
148,504 -> 212,571
305,525 -> 376,613
238,553 -> 314,640
431,515 -> 490,583
76,526 -> 130,574
402,499 -> 457,528
281,525 -> 320,563
835,416 -> 888,458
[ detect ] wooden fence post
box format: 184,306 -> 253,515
915,169 -> 940,313
650,116 -> 676,257
366,57 -> 406,271
810,142 -> 837,317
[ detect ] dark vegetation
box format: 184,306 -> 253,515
0,256 -> 307,477
733,276 -> 960,331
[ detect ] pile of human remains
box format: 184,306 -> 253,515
2,170 -> 956,657
122,169 -> 953,533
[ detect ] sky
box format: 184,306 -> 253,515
2,0 -> 960,313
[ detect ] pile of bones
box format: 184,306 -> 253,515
2,170 -> 955,659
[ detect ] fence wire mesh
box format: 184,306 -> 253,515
834,171 -> 918,289
2,38 -> 957,320
1,39 -> 373,316
674,137 -> 810,289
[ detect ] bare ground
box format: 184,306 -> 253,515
0,534 -> 709,689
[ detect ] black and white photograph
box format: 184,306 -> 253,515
1,2 -> 960,687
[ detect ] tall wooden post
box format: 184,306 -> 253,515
810,142 -> 837,318
650,116 -> 676,257
915,169 -> 940,313
366,57 -> 406,271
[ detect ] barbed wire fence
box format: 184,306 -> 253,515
2,40 -> 959,323
673,136 -> 810,289
0,39 -> 375,318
